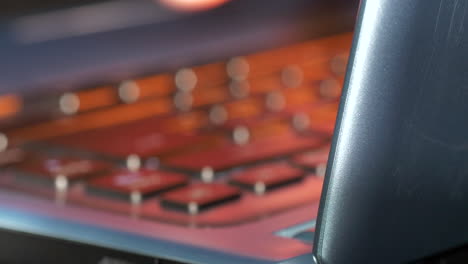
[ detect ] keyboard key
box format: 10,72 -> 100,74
73,86 -> 119,113
0,148 -> 26,167
224,97 -> 265,121
58,87 -> 118,115
318,79 -> 342,100
292,150 -> 329,168
330,52 -> 349,77
51,112 -> 214,158
208,105 -> 228,125
281,86 -> 320,109
18,157 -> 109,179
156,111 -> 209,133
228,80 -> 250,99
17,157 -> 110,184
300,59 -> 338,82
192,62 -> 228,87
88,169 -> 188,203
175,68 -> 197,92
288,103 -> 338,135
133,74 -> 174,99
223,111 -> 286,130
248,76 -> 283,94
191,87 -> 229,108
10,97 -> 173,141
160,183 -> 241,214
230,162 -> 305,194
224,116 -> 289,140
56,130 -> 206,158
164,131 -> 324,171
292,147 -> 330,177
305,103 -> 338,135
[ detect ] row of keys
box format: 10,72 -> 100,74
8,79 -> 338,146
11,151 -> 328,214
58,63 -> 340,117
47,100 -> 337,160
6,34 -> 348,144
160,184 -> 241,215
25,80 -> 340,139
164,131 -> 324,171
113,41 -> 348,107
230,162 -> 305,195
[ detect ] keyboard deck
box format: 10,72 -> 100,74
0,33 -> 352,228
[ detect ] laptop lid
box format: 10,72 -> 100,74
314,0 -> 468,263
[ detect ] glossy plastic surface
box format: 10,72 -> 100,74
315,0 -> 468,263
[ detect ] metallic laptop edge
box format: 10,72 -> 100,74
315,0 -> 468,263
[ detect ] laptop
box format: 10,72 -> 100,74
0,0 -> 466,263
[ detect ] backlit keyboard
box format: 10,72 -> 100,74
0,33 -> 352,227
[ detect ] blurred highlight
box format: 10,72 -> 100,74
159,0 -> 230,11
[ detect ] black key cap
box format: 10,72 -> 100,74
230,162 -> 305,194
88,169 -> 188,203
160,183 -> 241,214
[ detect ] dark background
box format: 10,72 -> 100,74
1,0 -> 107,17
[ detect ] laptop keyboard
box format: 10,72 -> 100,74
0,33 -> 352,227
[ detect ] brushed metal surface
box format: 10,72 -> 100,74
315,0 -> 468,263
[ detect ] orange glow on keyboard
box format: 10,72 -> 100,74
6,33 -> 352,144
134,74 -> 174,100
76,86 -> 118,112
2,32 -> 355,231
8,98 -> 172,142
0,94 -> 22,120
